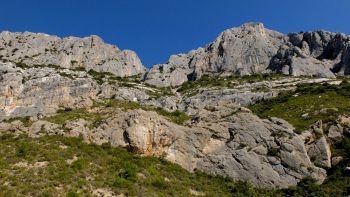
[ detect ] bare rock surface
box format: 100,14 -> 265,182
0,31 -> 146,77
1,25 -> 349,189
145,23 -> 286,87
0,62 -> 98,120
145,23 -> 350,87
269,31 -> 350,78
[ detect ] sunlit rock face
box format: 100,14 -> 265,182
1,24 -> 350,189
0,62 -> 99,120
145,23 -> 350,87
145,22 -> 286,87
0,31 -> 146,77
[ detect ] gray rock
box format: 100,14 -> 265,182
0,31 -> 146,77
331,156 -> 343,166
0,62 -> 98,120
2,106 -> 329,188
328,124 -> 343,142
1,26 -> 348,189
345,167 -> 350,175
145,23 -> 350,87
307,136 -> 332,168
143,63 -> 190,87
269,31 -> 350,78
28,120 -> 62,137
179,88 -> 277,115
334,42 -> 350,75
145,23 -> 286,87
269,45 -> 336,78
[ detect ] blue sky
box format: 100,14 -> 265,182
1,0 -> 349,67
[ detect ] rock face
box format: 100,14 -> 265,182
0,62 -> 98,120
145,23 -> 286,87
303,121 -> 332,168
336,42 -> 350,75
0,31 -> 146,77
0,105 -> 328,188
269,31 -> 350,78
145,23 -> 350,87
0,25 -> 348,189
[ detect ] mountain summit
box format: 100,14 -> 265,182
145,22 -> 350,87
0,31 -> 146,77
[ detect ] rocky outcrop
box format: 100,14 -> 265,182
0,104 -> 330,188
143,61 -> 190,87
1,26 -> 349,189
302,121 -> 332,168
145,23 -> 286,87
145,23 -> 350,87
178,77 -> 335,115
269,31 -> 350,78
0,31 -> 146,77
0,62 -> 98,120
268,45 -> 336,78
335,42 -> 350,75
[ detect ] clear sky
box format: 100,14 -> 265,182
1,0 -> 349,67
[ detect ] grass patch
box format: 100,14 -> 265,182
87,69 -> 140,86
42,100 -> 190,126
177,73 -> 285,95
16,62 -> 62,70
249,81 -> 350,131
4,116 -> 32,127
0,134 -> 279,196
1,133 -> 350,196
43,107 -> 106,129
145,86 -> 175,99
102,99 -> 191,125
44,108 -> 91,125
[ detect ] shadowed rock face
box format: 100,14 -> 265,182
336,42 -> 350,75
269,31 -> 350,78
144,23 -> 350,87
0,31 -> 146,77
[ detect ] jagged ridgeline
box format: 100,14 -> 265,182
1,23 -> 350,196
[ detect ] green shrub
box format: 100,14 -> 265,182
113,177 -> 130,188
66,191 -> 80,197
4,116 -> 32,127
177,73 -> 285,94
44,108 -> 89,124
71,159 -> 87,171
155,109 -> 190,125
16,142 -> 29,157
150,176 -> 168,189
102,99 -> 190,125
267,147 -> 280,157
118,163 -> 138,180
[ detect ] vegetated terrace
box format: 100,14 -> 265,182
249,80 -> 350,132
